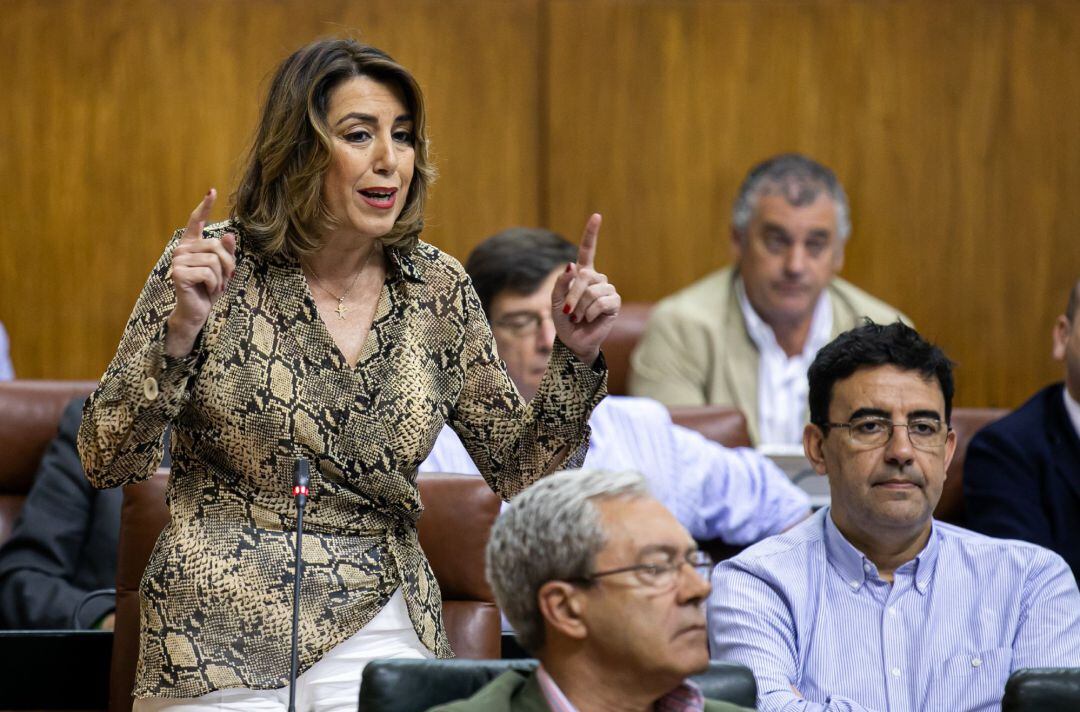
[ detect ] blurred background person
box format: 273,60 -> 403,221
422,227 -> 810,546
0,398 -> 170,630
631,154 -> 910,446
0,398 -> 119,630
965,278 -> 1080,579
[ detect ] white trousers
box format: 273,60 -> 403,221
133,589 -> 433,712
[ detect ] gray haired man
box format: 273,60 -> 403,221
631,153 -> 910,446
430,470 -> 751,712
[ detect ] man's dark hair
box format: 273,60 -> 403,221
808,321 -> 956,426
1066,279 -> 1080,322
464,227 -> 577,316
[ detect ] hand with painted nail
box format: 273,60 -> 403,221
165,189 -> 237,357
550,213 -> 621,366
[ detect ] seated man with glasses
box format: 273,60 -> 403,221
708,321 -> 1080,712
422,227 -> 809,547
432,468 -> 751,712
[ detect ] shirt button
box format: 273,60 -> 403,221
891,667 -> 901,677
849,580 -> 859,589
888,606 -> 897,616
971,658 -> 982,668
142,376 -> 160,401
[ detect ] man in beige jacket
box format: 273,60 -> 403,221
630,154 -> 909,446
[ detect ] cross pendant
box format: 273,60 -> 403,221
335,300 -> 349,320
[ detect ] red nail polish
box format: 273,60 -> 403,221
569,315 -> 578,323
563,304 -> 571,314
566,263 -> 573,273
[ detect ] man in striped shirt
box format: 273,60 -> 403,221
708,321 -> 1080,712
423,227 -> 810,545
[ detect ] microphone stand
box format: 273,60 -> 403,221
288,458 -> 310,712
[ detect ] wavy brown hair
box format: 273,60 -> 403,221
232,38 -> 435,256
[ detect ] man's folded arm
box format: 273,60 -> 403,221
708,561 -> 881,712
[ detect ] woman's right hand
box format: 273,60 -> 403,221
164,189 -> 237,357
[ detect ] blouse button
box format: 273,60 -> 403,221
142,376 -> 160,401
971,658 -> 982,668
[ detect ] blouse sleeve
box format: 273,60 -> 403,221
446,281 -> 607,501
78,229 -> 201,489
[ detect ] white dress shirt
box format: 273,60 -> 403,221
1063,386 -> 1080,440
421,396 -> 809,544
736,280 -> 832,447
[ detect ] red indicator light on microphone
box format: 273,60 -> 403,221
292,485 -> 309,497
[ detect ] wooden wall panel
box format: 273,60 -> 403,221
545,0 -> 1080,408
2,0 -> 1078,409
0,0 -> 541,379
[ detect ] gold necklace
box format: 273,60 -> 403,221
304,245 -> 379,320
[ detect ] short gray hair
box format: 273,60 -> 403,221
485,469 -> 650,654
731,153 -> 851,243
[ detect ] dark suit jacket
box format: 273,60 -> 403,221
0,398 -> 121,628
964,383 -> 1080,579
428,669 -> 751,712
0,398 -> 170,629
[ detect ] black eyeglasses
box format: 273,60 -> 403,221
822,415 -> 950,451
490,311 -> 551,337
567,550 -> 714,591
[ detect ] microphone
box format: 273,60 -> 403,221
288,458 -> 310,712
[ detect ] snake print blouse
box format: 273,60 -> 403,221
78,220 -> 605,698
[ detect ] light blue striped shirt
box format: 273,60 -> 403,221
708,507 -> 1080,711
420,396 -> 810,543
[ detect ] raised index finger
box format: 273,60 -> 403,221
183,188 -> 217,242
577,213 -> 602,270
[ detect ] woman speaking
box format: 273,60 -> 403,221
78,38 -> 619,710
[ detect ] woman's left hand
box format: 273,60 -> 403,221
551,213 -> 621,367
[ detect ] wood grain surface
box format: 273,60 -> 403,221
1,0 -> 1077,409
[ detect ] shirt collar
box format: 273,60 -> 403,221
824,507 -> 940,594
735,277 -> 833,360
383,244 -> 425,283
536,664 -> 706,712
655,679 -> 707,712
1063,386 -> 1080,440
536,665 -> 578,712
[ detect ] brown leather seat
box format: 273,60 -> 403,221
0,380 -> 97,544
668,405 -> 753,449
934,407 -> 1008,525
109,471 -> 501,712
601,301 -> 653,395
